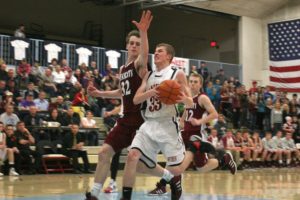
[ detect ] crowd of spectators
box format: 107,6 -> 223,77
0,57 -> 121,175
0,57 -> 299,175
193,61 -> 300,170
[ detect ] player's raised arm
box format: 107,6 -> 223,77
133,72 -> 157,105
133,10 -> 153,78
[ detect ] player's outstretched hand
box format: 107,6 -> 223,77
87,83 -> 100,97
176,91 -> 193,107
132,10 -> 153,32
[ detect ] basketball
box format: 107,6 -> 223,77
156,80 -> 181,105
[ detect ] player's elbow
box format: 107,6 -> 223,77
133,95 -> 140,105
212,111 -> 218,120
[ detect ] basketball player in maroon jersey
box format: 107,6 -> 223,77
148,73 -> 237,196
85,10 -> 153,200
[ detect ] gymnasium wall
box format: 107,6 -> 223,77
0,0 -> 238,64
239,0 -> 300,89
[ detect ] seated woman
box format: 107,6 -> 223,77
80,111 -> 98,146
46,108 -> 64,146
72,87 -> 90,111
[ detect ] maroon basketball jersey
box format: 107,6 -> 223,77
119,61 -> 142,114
184,93 -> 207,132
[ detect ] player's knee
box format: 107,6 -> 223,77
98,146 -> 113,161
126,150 -> 141,164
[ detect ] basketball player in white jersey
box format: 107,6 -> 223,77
121,43 -> 217,200
148,73 -> 236,196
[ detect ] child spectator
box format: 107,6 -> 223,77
251,130 -> 263,166
262,131 -> 281,167
281,132 -> 300,165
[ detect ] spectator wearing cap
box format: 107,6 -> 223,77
0,91 -> 16,113
60,75 -> 75,99
0,105 -> 20,126
18,94 -> 35,112
213,69 -> 227,85
24,82 -> 39,99
249,80 -> 258,94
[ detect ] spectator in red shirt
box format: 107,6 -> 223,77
72,87 -> 90,110
16,59 -> 31,89
17,59 -> 31,79
249,80 -> 258,95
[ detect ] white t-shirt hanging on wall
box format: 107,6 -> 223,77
44,43 -> 62,63
76,47 -> 92,65
10,40 -> 29,60
105,50 -> 121,69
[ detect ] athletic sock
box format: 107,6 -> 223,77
90,183 -> 102,197
159,169 -> 174,186
122,187 -> 133,200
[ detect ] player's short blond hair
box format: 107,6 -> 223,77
156,43 -> 175,62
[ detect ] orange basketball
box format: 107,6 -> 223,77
157,80 -> 181,105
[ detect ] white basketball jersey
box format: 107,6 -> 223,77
145,65 -> 179,119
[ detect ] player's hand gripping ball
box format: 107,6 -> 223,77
156,80 -> 181,105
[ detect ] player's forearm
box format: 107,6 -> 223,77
202,111 -> 218,125
134,89 -> 154,105
95,89 -> 122,99
109,105 -> 121,116
139,30 -> 149,67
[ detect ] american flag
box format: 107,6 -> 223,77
268,19 -> 300,92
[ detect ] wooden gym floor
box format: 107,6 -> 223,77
0,168 -> 300,200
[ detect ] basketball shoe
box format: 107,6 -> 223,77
9,168 -> 19,176
223,152 -> 237,175
169,175 -> 182,200
148,181 -> 167,195
104,180 -> 118,193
